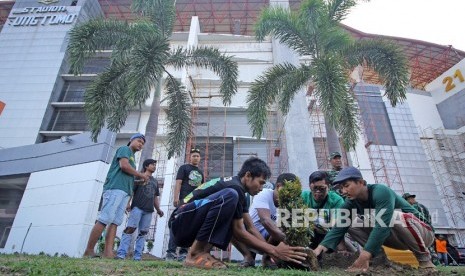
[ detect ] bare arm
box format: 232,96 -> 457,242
173,179 -> 182,207
256,208 -> 286,242
154,196 -> 164,217
232,218 -> 306,264
243,213 -> 265,242
119,158 -> 149,182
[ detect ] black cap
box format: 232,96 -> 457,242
333,166 -> 363,185
190,148 -> 200,154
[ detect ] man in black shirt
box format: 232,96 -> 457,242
170,157 -> 306,269
166,148 -> 204,261
116,159 -> 164,261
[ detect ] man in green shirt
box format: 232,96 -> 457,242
301,171 -> 344,248
402,193 -> 432,225
312,167 -> 436,272
83,133 -> 149,258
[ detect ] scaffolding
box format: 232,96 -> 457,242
307,90 -> 350,170
421,127 -> 465,245
354,84 -> 405,194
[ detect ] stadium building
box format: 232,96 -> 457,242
0,0 -> 464,257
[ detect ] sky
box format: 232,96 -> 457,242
342,0 -> 465,51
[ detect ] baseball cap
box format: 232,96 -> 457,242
127,133 -> 146,146
402,193 -> 416,199
333,166 -> 363,185
329,152 -> 342,160
190,148 -> 201,154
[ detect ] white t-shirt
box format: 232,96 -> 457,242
249,189 -> 277,236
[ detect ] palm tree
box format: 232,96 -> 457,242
247,0 -> 408,153
67,0 -> 238,161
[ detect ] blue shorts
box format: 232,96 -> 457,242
97,189 -> 129,226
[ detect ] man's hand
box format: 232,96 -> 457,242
125,204 -> 131,213
346,249 -> 371,272
312,244 -> 328,257
139,173 -> 150,183
157,209 -> 164,217
173,199 -> 179,207
271,242 -> 307,264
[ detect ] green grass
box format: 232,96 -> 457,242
0,254 -> 464,275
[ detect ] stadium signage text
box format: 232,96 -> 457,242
8,6 -> 77,27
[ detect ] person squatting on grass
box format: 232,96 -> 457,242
312,167 -> 436,273
169,157 -> 307,269
115,158 -> 164,261
83,134 -> 150,258
233,173 -> 298,268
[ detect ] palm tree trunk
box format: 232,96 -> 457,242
139,81 -> 162,169
324,116 -> 342,155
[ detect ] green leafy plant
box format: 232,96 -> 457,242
278,177 -> 318,270
147,240 -> 154,252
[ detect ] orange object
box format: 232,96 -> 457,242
436,239 -> 447,253
383,246 -> 419,268
0,101 -> 5,116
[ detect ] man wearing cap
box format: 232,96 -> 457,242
166,147 -> 204,261
116,159 -> 164,261
312,167 -> 436,272
326,152 -> 343,189
301,171 -> 344,249
83,133 -> 150,258
403,193 -> 431,225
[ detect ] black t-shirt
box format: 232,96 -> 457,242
177,164 -> 204,199
187,176 -> 248,219
131,176 -> 160,212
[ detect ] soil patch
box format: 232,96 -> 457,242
321,252 -> 440,275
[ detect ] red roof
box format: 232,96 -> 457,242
2,0 -> 464,90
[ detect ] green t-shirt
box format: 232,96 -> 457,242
413,202 -> 431,225
103,146 -> 136,195
320,184 -> 429,256
301,190 -> 344,224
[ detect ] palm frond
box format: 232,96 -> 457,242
278,65 -> 312,114
326,0 -> 358,22
336,92 -> 360,150
311,55 -> 349,130
125,33 -> 170,107
319,23 -> 353,54
247,63 -> 299,138
132,0 -> 176,37
164,72 -> 192,159
84,59 -> 130,141
344,39 -> 409,106
255,6 -> 313,55
167,46 -> 238,105
67,19 -> 132,74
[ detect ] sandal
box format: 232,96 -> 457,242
183,253 -> 227,269
239,260 -> 255,268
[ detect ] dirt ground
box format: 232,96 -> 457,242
320,252 -> 440,276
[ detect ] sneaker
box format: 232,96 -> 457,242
177,253 -> 187,262
165,253 -> 177,261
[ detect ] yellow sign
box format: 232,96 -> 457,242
38,0 -> 59,5
442,68 -> 464,93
